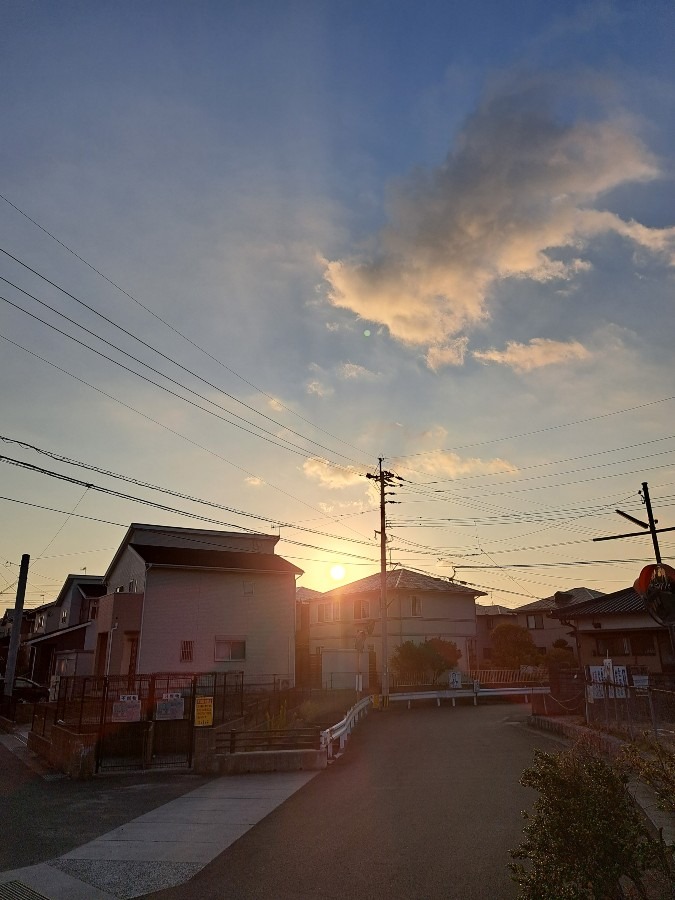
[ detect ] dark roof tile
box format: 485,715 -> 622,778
130,543 -> 303,576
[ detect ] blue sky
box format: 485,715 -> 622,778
1,0 -> 674,609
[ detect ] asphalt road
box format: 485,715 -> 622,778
148,701 -> 563,900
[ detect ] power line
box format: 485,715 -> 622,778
0,286 -> 361,467
0,192 -> 367,456
0,459 -> 381,562
0,331 -> 378,542
0,436 -> 375,547
0,247 -> 366,466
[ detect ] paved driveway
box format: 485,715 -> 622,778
149,701 -> 563,900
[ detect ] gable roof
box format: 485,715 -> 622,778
53,574 -> 105,608
104,523 -> 281,582
130,543 -> 303,576
296,586 -> 322,602
548,587 -> 646,619
514,587 -> 605,614
475,603 -> 516,617
320,568 -> 485,599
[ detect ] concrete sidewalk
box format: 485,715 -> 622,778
0,771 -> 319,899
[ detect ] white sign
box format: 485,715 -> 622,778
632,674 -> 650,689
612,665 -> 628,699
588,666 -> 606,700
119,694 -> 138,702
449,671 -> 462,689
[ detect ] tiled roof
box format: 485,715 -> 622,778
515,587 -> 605,613
130,543 -> 303,576
320,568 -> 485,599
548,587 -> 646,619
475,604 -> 516,617
296,586 -> 322,602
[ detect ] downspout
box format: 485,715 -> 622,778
136,563 -> 150,674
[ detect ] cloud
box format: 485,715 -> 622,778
397,451 -> 518,479
322,77 -> 674,362
338,362 -> 379,380
302,458 -> 364,489
245,475 -> 263,486
306,380 -> 333,398
473,338 -> 591,372
426,337 -> 469,370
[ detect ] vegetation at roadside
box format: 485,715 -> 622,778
390,638 -> 461,683
490,623 -> 541,669
510,739 -> 674,899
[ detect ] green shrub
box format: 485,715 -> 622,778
510,741 -> 667,899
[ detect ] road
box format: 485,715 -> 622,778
148,701 -> 563,900
0,735 -> 209,873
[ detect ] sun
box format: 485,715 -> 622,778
329,564 -> 346,581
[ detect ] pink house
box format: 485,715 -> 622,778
92,524 -> 302,685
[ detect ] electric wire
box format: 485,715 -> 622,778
0,192 -> 367,456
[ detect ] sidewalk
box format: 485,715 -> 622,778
0,770 -> 319,899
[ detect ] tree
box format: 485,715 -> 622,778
390,639 -> 461,683
490,623 -> 541,668
546,638 -> 576,670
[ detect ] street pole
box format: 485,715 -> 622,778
366,460 -> 401,707
379,458 -> 389,706
3,554 -> 29,698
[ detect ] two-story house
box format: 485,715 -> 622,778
308,568 -> 484,684
25,575 -> 106,683
93,523 -> 302,684
514,588 -> 604,659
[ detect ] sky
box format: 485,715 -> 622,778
1,0 -> 675,611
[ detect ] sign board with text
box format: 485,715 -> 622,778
194,696 -> 214,727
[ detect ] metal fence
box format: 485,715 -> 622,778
585,680 -> 675,744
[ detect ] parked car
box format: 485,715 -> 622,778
0,676 -> 50,702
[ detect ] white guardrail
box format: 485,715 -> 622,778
320,684 -> 550,758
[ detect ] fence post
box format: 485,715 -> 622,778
648,689 -> 659,741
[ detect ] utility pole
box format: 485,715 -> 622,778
3,554 -> 29,699
366,459 -> 401,706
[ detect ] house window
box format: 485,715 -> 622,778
318,602 -> 333,623
215,637 -> 246,661
353,598 -> 370,620
37,614 -> 45,629
128,580 -> 135,592
89,604 -> 98,621
595,635 -> 630,657
333,602 -> 341,621
526,614 -> 544,630
411,596 -> 422,617
180,640 -> 194,663
629,633 -> 656,656
61,609 -> 68,623
243,581 -> 254,596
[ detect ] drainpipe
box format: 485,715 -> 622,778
104,618 -> 118,676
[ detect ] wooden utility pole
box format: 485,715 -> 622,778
366,459 -> 400,705
3,554 -> 29,698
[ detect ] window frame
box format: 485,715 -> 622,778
214,636 -> 246,662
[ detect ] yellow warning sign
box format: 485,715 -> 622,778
194,696 -> 214,727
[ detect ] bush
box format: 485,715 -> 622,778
509,740 -> 668,899
390,639 -> 461,683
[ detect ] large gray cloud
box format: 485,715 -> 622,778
323,77 -> 675,369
